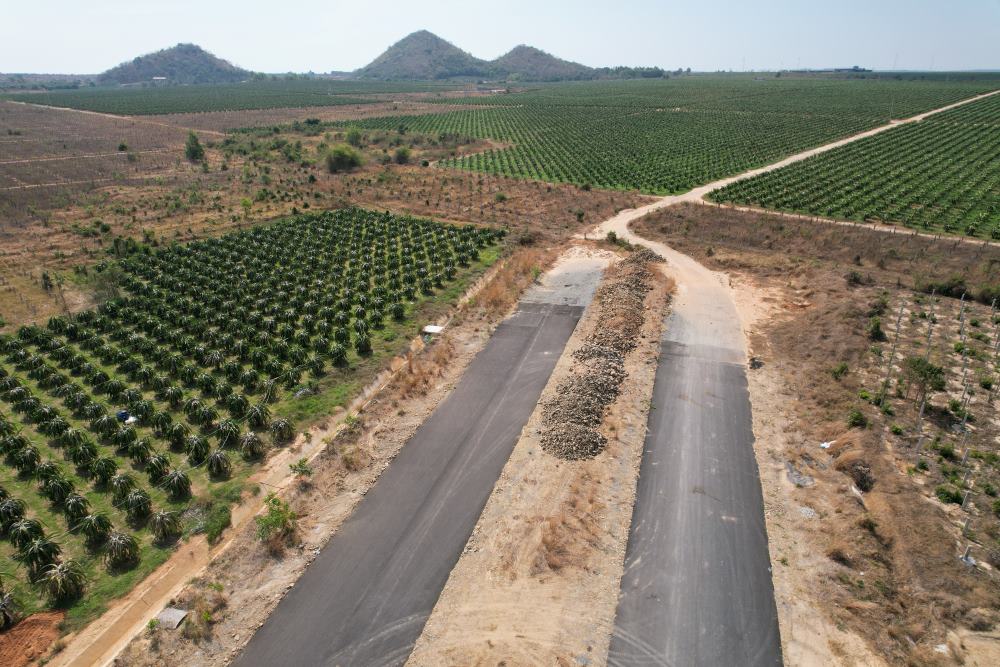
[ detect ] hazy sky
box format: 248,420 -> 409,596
3,0 -> 999,73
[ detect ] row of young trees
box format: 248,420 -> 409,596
0,207 -> 501,622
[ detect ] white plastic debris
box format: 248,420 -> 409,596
156,607 -> 188,629
422,325 -> 444,335
819,440 -> 835,449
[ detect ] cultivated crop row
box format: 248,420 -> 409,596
0,207 -> 501,626
346,79 -> 1000,195
711,92 -> 1000,238
2,80 -> 458,116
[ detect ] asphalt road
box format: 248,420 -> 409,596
607,300 -> 782,665
233,300 -> 584,667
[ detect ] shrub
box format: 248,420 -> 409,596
935,485 -> 963,505
866,317 -> 887,341
830,362 -> 849,380
239,432 -> 266,460
150,511 -> 180,542
847,409 -> 868,428
105,531 -> 139,568
123,489 -> 151,522
917,276 -> 966,299
41,560 -> 86,602
270,418 -> 294,444
325,144 -> 362,173
254,492 -> 297,553
890,424 -> 903,435
289,458 -> 312,478
206,449 -> 231,479
845,270 -> 873,286
78,512 -> 112,545
163,469 -> 191,500
0,578 -> 18,629
394,146 -> 411,164
184,132 -> 205,162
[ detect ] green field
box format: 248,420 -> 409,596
711,91 -> 1000,238
0,208 -> 500,630
338,77 -> 1000,195
1,79 -> 462,115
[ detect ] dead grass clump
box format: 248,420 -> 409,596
475,248 -> 548,316
180,586 -> 228,643
340,444 -> 371,472
533,477 -> 604,573
399,357 -> 431,397
826,544 -> 854,568
539,515 -> 572,572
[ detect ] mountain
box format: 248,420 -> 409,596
97,44 -> 249,85
355,31 -> 489,80
355,31 -> 610,82
492,45 -> 595,81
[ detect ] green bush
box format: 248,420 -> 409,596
935,485 -> 963,505
847,409 -> 868,428
830,362 -> 849,380
866,317 -> 887,342
185,132 -> 205,162
325,144 -> 363,173
255,492 -> 297,546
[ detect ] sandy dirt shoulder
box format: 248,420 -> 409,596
407,245 -> 671,666
730,276 -> 887,666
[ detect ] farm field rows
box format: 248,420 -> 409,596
712,91 -> 1000,238
0,207 -> 500,630
341,77 -> 1000,194
0,80 -> 464,116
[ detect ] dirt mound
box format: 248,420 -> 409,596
540,253 -> 657,460
0,611 -> 64,667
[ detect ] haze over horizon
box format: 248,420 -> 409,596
3,0 -> 1000,74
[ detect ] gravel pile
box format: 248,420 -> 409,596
542,353 -> 626,427
540,252 -> 660,460
540,422 -> 608,460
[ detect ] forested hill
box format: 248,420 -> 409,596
97,44 -> 250,85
